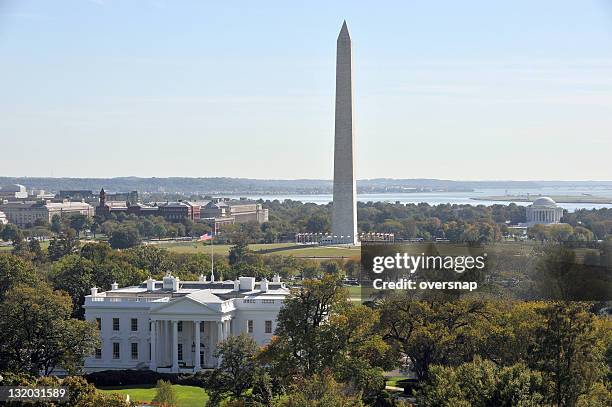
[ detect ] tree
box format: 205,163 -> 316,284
416,358 -> 545,407
377,298 -> 489,381
533,302 -> 605,407
28,238 -> 46,264
69,214 -> 91,237
48,229 -> 80,261
0,253 -> 38,301
228,240 -> 250,265
0,284 -> 99,375
0,223 -> 19,241
261,274 -> 391,397
305,213 -> 330,233
109,227 -> 141,249
205,333 -> 259,404
49,254 -> 95,317
152,380 -> 178,407
50,214 -> 63,233
10,233 -> 30,259
276,370 -> 364,407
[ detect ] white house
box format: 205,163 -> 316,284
83,273 -> 289,373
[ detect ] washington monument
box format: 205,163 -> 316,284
332,21 -> 358,245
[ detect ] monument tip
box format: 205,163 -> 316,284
339,20 -> 350,38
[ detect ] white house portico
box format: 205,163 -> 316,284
83,273 -> 289,373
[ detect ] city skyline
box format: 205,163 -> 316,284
2,1 -> 612,180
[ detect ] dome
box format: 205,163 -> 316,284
531,196 -> 557,207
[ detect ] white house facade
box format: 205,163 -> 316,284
83,273 -> 289,373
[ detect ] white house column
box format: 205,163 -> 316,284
217,321 -> 224,367
194,321 -> 201,371
150,320 -> 157,370
172,321 -> 179,372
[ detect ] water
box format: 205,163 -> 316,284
235,187 -> 612,212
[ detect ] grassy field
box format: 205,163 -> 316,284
385,376 -> 409,387
159,241 -> 360,259
98,384 -> 207,407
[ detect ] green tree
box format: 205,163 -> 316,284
109,227 -> 141,249
0,223 -> 20,241
28,238 -> 46,264
228,240 -> 250,265
416,358 -> 545,407
48,229 -> 80,261
49,254 -> 95,317
377,298 -> 489,381
50,214 -> 63,233
205,333 -> 259,405
152,380 -> 178,407
0,284 -> 99,375
534,302 -> 605,407
69,214 -> 91,237
0,253 -> 38,300
275,370 -> 364,407
261,274 -> 390,396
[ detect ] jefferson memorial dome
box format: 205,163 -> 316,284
526,196 -> 563,225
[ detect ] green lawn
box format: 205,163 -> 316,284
385,376 -> 409,387
98,384 -> 207,407
159,241 -> 360,259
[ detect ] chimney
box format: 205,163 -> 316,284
199,274 -> 207,282
272,274 -> 281,283
260,278 -> 269,293
233,279 -> 240,291
146,277 -> 155,291
239,277 -> 255,291
90,286 -> 99,297
110,282 -> 119,290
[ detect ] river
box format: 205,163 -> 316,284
234,187 -> 612,212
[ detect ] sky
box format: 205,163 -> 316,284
1,0 -> 612,180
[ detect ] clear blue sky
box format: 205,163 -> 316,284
2,0 -> 612,180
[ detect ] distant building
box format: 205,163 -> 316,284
106,190 -> 139,204
126,202 -> 161,217
0,184 -> 28,200
525,197 -> 564,226
202,199 -> 268,223
158,201 -> 200,222
96,189 -> 151,218
201,198 -> 268,235
0,211 -> 7,225
59,190 -> 96,202
0,200 -> 94,227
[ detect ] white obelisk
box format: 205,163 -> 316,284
332,21 -> 357,245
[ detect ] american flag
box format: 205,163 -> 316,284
198,233 -> 213,242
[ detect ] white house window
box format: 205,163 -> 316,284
95,348 -> 102,359
131,318 -> 138,332
131,343 -> 138,360
112,342 -> 120,359
178,321 -> 183,332
200,323 -> 205,332
96,318 -> 101,330
247,320 -> 254,333
265,320 -> 272,334
113,318 -> 120,331
178,344 -> 183,361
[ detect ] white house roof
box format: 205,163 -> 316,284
186,289 -> 224,304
